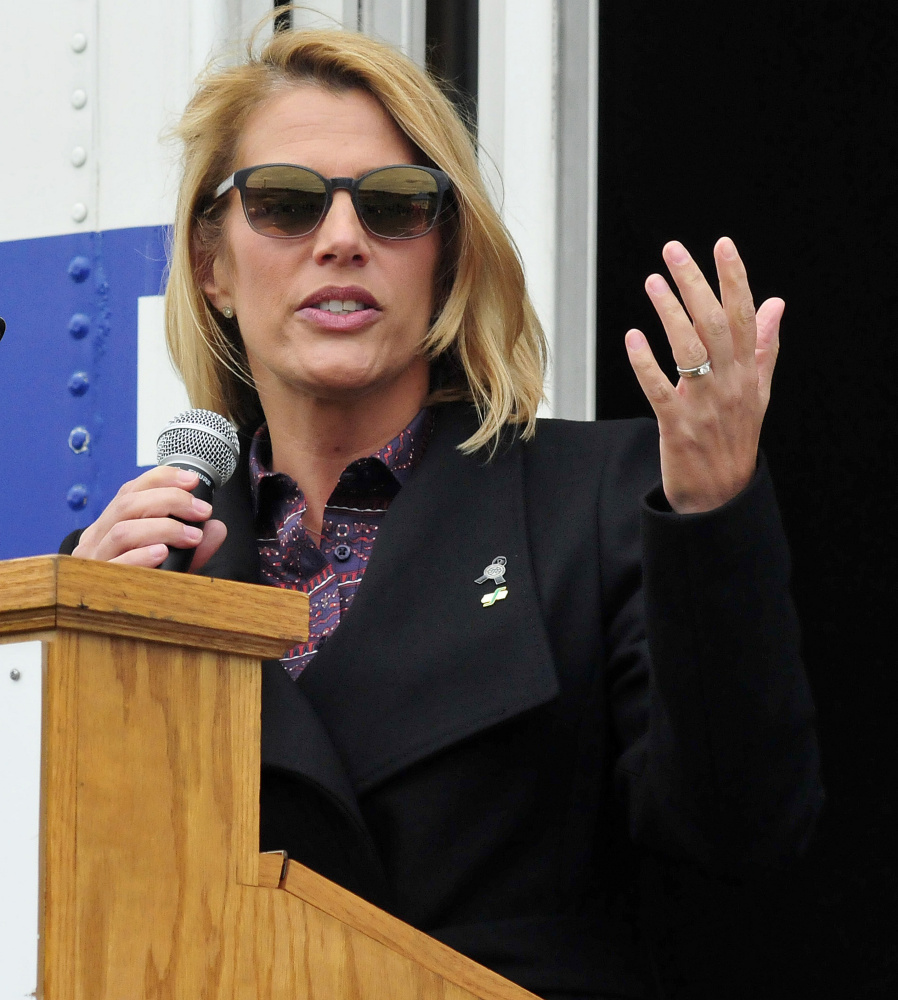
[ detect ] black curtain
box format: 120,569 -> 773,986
598,2 -> 897,996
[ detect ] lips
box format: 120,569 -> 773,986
297,285 -> 381,331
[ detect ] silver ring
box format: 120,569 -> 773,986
676,360 -> 712,378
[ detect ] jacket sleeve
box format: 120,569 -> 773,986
59,529 -> 83,554
601,436 -> 823,874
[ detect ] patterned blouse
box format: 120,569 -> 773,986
249,408 -> 432,678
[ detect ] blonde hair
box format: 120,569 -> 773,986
166,24 -> 547,453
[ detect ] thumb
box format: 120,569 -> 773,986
755,296 -> 784,398
189,519 -> 228,573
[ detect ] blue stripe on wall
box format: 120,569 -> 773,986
0,226 -> 169,560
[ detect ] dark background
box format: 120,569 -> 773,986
597,2 -> 897,996
429,0 -> 897,995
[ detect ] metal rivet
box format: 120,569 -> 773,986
69,313 -> 90,338
71,146 -> 87,167
68,371 -> 90,396
71,33 -> 88,53
69,427 -> 90,454
10,669 -> 21,682
71,89 -> 87,110
67,484 -> 89,510
72,202 -> 88,223
68,257 -> 90,282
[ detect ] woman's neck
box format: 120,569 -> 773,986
260,386 -> 427,536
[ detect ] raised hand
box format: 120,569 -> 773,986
71,466 -> 227,570
624,237 -> 782,514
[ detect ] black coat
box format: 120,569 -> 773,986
62,403 -> 822,998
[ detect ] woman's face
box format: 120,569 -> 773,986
204,85 -> 440,418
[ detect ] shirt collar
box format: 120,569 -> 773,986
248,407 -> 432,519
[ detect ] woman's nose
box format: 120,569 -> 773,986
312,190 -> 370,264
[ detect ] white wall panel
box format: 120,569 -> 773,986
1,1 -> 98,242
137,294 -> 191,466
478,0 -> 557,412
0,642 -> 44,999
188,0 -> 274,68
97,0 -> 194,231
361,0 -> 426,65
477,0 -> 597,420
292,0 -> 357,30
554,0 -> 598,420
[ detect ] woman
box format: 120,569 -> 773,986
64,26 -> 821,1000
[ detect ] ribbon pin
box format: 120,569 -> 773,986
476,556 -> 508,607
481,586 -> 508,607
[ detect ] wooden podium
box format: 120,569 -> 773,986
0,556 -> 536,1000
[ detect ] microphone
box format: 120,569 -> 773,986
155,408 -> 240,572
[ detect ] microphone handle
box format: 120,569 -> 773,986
158,464 -> 215,572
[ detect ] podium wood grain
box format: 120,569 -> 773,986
3,557 -> 538,1000
0,555 -> 307,655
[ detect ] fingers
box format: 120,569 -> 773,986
644,271 -> 720,377
650,240 -> 735,373
754,296 -> 784,403
713,236 -> 757,367
99,518 -> 206,565
624,329 -> 676,417
647,237 -> 760,377
71,466 -> 215,566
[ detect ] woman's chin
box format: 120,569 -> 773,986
251,350 -> 429,411
309,355 -> 429,402
284,366 -> 423,407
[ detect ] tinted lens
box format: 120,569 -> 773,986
356,167 -> 441,239
242,165 -> 327,237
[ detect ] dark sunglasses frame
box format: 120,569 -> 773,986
212,163 -> 451,240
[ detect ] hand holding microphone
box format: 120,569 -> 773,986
155,410 -> 239,571
71,409 -> 238,571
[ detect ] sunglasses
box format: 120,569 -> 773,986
212,163 -> 451,240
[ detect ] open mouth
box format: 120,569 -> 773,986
314,299 -> 369,314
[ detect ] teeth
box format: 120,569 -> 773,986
316,299 -> 367,314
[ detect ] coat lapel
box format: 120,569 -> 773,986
295,404 -> 559,794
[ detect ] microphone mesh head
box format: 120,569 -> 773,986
156,409 -> 240,487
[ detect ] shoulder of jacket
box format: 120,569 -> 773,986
528,415 -> 658,462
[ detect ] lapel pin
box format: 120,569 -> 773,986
476,556 -> 508,607
481,586 -> 508,607
475,556 -> 506,585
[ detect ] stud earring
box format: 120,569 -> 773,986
222,305 -> 235,319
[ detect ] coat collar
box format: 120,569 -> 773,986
294,403 -> 559,793
205,403 -> 559,796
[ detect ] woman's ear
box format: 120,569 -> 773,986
192,222 -> 232,315
201,253 -> 233,314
